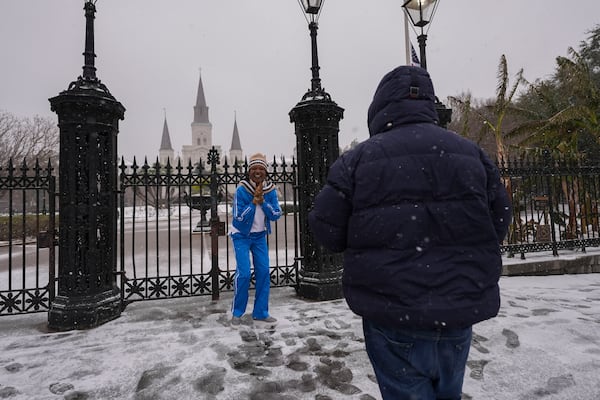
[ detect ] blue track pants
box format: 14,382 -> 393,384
231,231 -> 271,319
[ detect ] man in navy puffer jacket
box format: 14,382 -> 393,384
308,66 -> 512,400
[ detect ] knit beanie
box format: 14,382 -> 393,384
248,153 -> 268,170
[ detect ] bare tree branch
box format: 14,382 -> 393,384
0,110 -> 59,165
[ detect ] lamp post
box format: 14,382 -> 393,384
48,0 -> 125,330
305,0 -> 322,93
402,0 -> 452,127
289,0 -> 344,301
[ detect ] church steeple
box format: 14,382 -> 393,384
159,113 -> 174,165
193,69 -> 210,124
230,114 -> 242,151
229,113 -> 243,163
185,68 -> 214,162
160,116 -> 173,151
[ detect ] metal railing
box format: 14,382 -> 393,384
117,151 -> 300,304
500,152 -> 600,258
3,151 -> 600,315
0,159 -> 56,316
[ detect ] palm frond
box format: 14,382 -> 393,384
496,54 -> 508,112
506,68 -> 525,105
504,119 -> 549,140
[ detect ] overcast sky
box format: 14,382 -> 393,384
1,0 -> 599,162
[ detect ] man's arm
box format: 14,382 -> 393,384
308,183 -> 352,253
481,152 -> 512,241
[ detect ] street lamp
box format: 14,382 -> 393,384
302,0 -> 322,15
402,0 -> 452,127
290,0 -> 344,301
300,0 -> 324,94
402,0 -> 439,71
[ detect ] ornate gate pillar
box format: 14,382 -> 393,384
289,89 -> 344,301
48,1 -> 125,330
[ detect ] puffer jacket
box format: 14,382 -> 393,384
308,66 -> 512,330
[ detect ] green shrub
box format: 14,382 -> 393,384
280,201 -> 298,215
0,215 -> 53,241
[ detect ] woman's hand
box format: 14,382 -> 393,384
253,184 -> 264,205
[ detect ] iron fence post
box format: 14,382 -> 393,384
47,1 -> 125,330
289,88 -> 344,301
544,150 -> 559,256
48,168 -> 57,303
208,148 -> 221,301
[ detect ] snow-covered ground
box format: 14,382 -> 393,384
2,206 -> 600,399
0,273 -> 599,400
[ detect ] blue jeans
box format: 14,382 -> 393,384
231,232 -> 271,319
363,319 -> 472,400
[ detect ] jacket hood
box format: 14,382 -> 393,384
367,66 -> 439,136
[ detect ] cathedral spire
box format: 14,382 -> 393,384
159,110 -> 175,166
229,112 -> 243,163
230,112 -> 242,152
160,113 -> 173,151
193,69 -> 210,123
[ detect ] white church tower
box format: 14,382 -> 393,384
159,70 -> 247,167
181,70 -> 221,164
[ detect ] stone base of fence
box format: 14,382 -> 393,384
47,287 -> 122,331
503,253 -> 600,276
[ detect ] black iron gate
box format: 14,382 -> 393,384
6,152 -> 600,316
117,149 -> 300,304
0,160 -> 56,316
500,152 -> 600,258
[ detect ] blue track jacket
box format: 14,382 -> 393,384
231,180 -> 281,235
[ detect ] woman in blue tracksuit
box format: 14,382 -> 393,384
230,153 -> 281,325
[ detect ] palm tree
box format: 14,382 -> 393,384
449,54 -> 525,162
510,48 -> 600,239
579,24 -> 600,89
486,55 -> 526,162
510,48 -> 600,155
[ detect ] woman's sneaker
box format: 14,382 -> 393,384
253,316 -> 277,323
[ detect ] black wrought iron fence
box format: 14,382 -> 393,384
117,150 -> 300,304
499,152 -> 600,258
4,151 -> 600,316
0,159 -> 56,316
